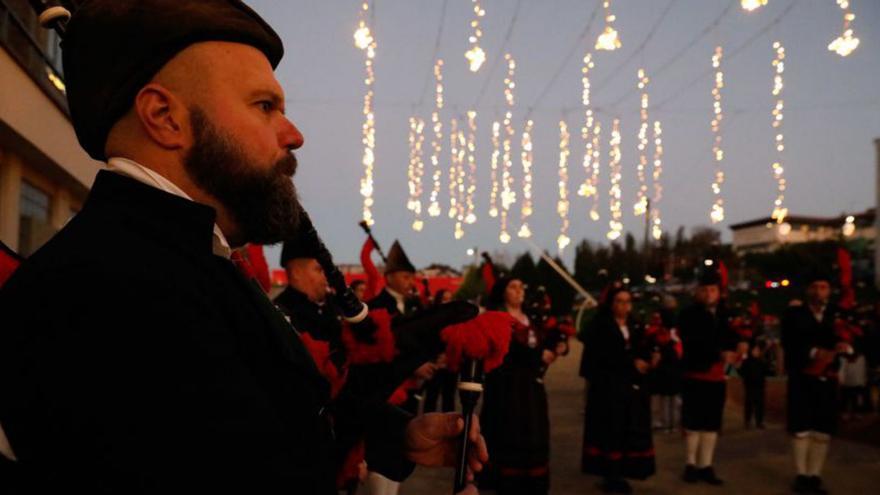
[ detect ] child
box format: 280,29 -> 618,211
738,342 -> 770,429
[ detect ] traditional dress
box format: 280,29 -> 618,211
480,315 -> 555,494
581,313 -> 656,481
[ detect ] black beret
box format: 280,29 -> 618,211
698,268 -> 722,287
279,238 -> 322,267
62,0 -> 284,161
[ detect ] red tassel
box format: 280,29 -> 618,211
245,244 -> 272,293
442,311 -> 514,374
336,441 -> 366,489
299,332 -> 346,398
341,309 -> 396,364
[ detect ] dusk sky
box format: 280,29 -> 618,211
248,0 -> 880,270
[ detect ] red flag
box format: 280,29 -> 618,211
0,241 -> 23,288
481,258 -> 496,294
718,260 -> 729,295
359,237 -> 381,300
838,246 -> 855,310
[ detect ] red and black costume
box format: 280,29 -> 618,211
581,310 -> 656,482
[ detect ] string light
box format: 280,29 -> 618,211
828,0 -> 860,57
710,46 -> 725,224
741,0 -> 768,12
354,2 -> 377,226
465,111 -> 478,225
607,118 -> 623,241
596,0 -> 621,51
651,120 -> 663,240
518,119 -> 534,239
407,117 -> 426,231
770,41 -> 788,228
465,0 -> 487,71
557,120 -> 571,253
428,59 -> 444,217
589,122 -> 602,222
451,124 -> 467,239
634,68 -> 650,216
457,128 -> 467,236
489,121 -> 501,218
578,53 -> 600,223
499,54 -> 517,244
448,118 -> 460,220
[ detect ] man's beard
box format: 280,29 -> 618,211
184,107 -> 301,245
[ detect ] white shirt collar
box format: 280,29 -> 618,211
106,157 -> 231,258
385,287 -> 406,314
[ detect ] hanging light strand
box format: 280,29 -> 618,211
499,54 -> 517,244
557,120 -> 571,253
770,41 -> 788,225
741,0 -> 768,13
428,59 -> 445,218
634,68 -> 650,216
651,120 -> 664,240
465,0 -> 487,71
407,117 -> 426,231
518,119 -> 534,239
448,118 -> 460,220
489,121 -> 501,218
453,124 -> 467,239
607,118 -> 623,241
465,111 -> 478,225
828,0 -> 859,57
354,1 -> 377,225
578,53 -> 598,217
710,46 -> 726,224
589,122 -> 602,222
596,0 -> 621,51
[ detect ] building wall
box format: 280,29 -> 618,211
732,221 -> 875,253
0,39 -> 96,255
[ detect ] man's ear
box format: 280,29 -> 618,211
133,83 -> 190,151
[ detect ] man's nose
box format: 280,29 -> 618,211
279,117 -> 304,150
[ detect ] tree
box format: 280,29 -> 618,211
536,254 -> 576,316
510,252 -> 538,287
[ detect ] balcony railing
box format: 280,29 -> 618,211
0,0 -> 69,115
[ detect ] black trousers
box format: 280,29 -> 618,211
744,382 -> 765,426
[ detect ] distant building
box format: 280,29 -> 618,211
729,209 -> 876,253
0,0 -> 98,257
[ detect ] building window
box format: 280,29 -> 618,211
18,180 -> 54,256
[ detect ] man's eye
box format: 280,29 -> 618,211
258,101 -> 273,112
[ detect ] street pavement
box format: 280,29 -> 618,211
400,340 -> 880,494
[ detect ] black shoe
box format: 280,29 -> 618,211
809,476 -> 829,495
682,464 -> 700,483
699,466 -> 724,486
792,475 -> 812,494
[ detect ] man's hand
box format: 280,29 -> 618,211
541,350 -> 557,365
414,362 -> 438,380
634,358 -> 650,374
405,413 -> 489,476
456,484 -> 480,494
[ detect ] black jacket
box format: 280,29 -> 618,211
0,171 -> 410,494
781,304 -> 841,376
678,303 -> 738,374
274,286 -> 346,369
368,288 -> 422,319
